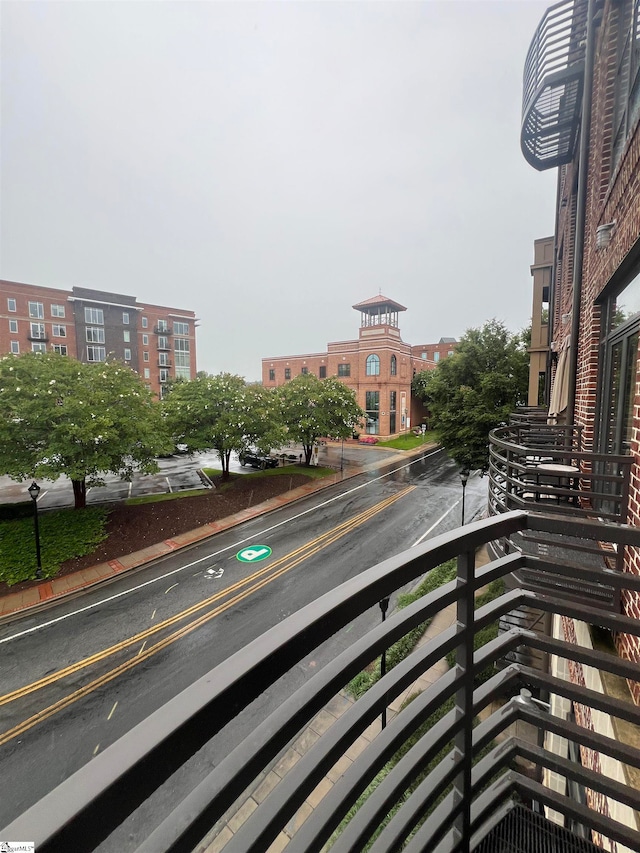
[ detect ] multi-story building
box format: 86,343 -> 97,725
0,280 -> 197,398
262,294 -> 457,437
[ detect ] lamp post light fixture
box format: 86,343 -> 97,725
28,481 -> 43,579
460,468 -> 470,526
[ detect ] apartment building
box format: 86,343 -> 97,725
262,294 -> 457,437
0,280 -> 197,398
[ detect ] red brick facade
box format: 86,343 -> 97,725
262,295 -> 456,437
538,1 -> 640,702
0,280 -> 197,399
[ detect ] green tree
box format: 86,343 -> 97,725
278,374 -> 364,465
163,373 -> 285,479
0,353 -> 164,508
412,320 -> 529,472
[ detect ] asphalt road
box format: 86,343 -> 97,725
0,447 -> 487,845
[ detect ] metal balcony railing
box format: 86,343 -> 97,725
521,0 -> 588,170
3,512 -> 640,853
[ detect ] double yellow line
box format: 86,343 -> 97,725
0,486 -> 415,747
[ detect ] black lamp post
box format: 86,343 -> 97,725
340,438 -> 345,472
28,481 -> 42,579
460,468 -> 470,526
379,596 -> 390,729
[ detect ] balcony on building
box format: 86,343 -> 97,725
157,339 -> 172,351
27,334 -> 50,342
6,463 -> 640,852
157,358 -> 172,369
154,323 -> 172,335
521,0 -> 588,171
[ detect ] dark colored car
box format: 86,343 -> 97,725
239,451 -> 279,470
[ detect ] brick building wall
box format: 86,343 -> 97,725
543,0 -> 640,704
0,280 -> 197,399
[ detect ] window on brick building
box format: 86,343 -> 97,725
366,354 -> 380,376
85,307 -> 104,324
338,363 -> 350,377
10,341 -> 19,354
174,321 -> 189,335
301,367 -> 308,374
30,323 -> 46,339
143,334 -> 149,345
123,330 -> 130,342
365,391 -> 379,434
86,327 -> 105,343
87,346 -> 106,362
142,316 -> 148,328
51,304 -> 65,318
32,342 -> 46,353
7,298 -> 16,312
29,301 -> 44,319
123,312 -> 130,324
319,365 -> 327,378
9,319 -> 17,333
53,325 -> 66,337
284,368 -> 291,380
390,355 -> 397,376
269,369 -> 275,381
124,348 -> 132,361
612,0 -> 640,172
52,344 -> 68,355
434,352 -> 440,362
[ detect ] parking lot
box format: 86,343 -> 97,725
0,442 -> 405,512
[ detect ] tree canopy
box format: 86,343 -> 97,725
0,353 -> 164,507
162,373 -> 285,478
278,374 -> 364,465
412,320 -> 529,472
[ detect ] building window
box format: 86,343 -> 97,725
365,390 -> 380,434
366,354 -> 380,376
51,304 -> 66,318
390,355 -> 397,376
142,316 -> 148,328
448,350 -> 454,356
87,346 -> 106,362
52,324 -> 66,337
159,368 -> 169,382
32,342 -> 46,353
434,352 -> 440,362
10,341 -> 19,354
144,368 -> 150,379
338,363 -> 351,377
157,336 -> 170,350
9,319 -> 18,333
29,301 -> 44,319
86,327 -> 105,343
174,338 -> 189,353
123,312 -> 130,324
123,330 -> 130,343
613,0 -> 640,171
156,320 -> 169,332
52,344 -> 68,355
319,365 -> 327,378
144,351 -> 149,362
285,368 -> 291,380
176,366 -> 191,380
174,321 -> 189,335
30,322 -> 46,339
123,348 -> 131,361
142,334 -> 149,345
159,352 -> 170,366
85,307 -> 104,325
7,298 -> 16,312
301,366 -> 309,374
269,369 -> 275,381
390,390 -> 397,434
421,352 -> 427,360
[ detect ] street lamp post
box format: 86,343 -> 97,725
28,481 -> 42,579
460,468 -> 470,526
379,596 -> 390,729
340,438 -> 344,473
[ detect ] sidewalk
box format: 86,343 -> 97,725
0,443 -> 438,621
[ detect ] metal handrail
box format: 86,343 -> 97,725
3,513 -> 640,853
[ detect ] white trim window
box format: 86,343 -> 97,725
52,324 -> 66,337
87,345 -> 106,362
9,319 -> 18,333
10,341 -> 19,353
30,322 -> 46,339
52,344 -> 68,355
86,327 -> 105,343
7,298 -> 17,312
85,307 -> 104,324
51,304 -> 66,318
29,301 -> 44,319
32,342 -> 46,353
124,348 -> 131,361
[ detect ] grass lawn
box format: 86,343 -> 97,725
0,507 -> 109,586
126,489 -> 210,506
376,432 -> 437,450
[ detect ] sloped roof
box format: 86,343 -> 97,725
439,337 -> 457,344
352,294 -> 407,312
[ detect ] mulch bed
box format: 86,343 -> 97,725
1,473 -> 312,596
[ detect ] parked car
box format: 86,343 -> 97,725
239,450 -> 279,469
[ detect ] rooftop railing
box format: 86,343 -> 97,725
3,512 -> 640,853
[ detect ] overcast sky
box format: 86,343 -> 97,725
2,0 -> 557,381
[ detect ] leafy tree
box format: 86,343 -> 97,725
0,353 -> 164,508
278,374 -> 364,465
412,320 -> 529,472
162,373 -> 285,479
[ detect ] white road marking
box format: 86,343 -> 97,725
93,743 -> 100,755
165,583 -> 178,594
150,610 -> 156,621
411,501 -> 461,547
166,476 -> 172,493
138,640 -> 147,655
107,701 -> 118,721
0,449 -> 446,644
128,482 -> 133,498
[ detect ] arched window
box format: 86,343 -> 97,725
366,354 -> 380,376
390,355 -> 397,376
